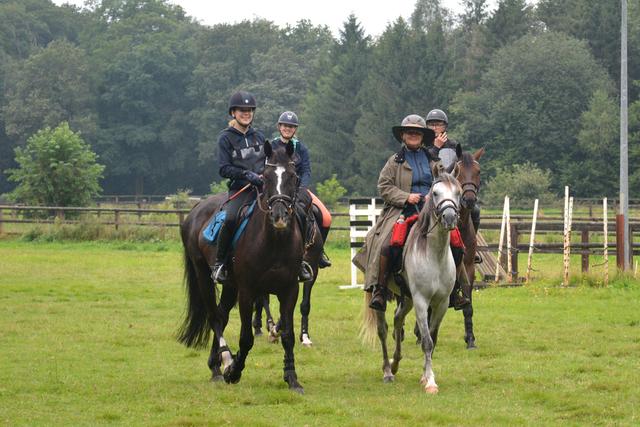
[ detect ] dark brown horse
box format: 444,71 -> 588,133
177,140 -> 306,394
455,146 -> 484,350
254,216 -> 326,348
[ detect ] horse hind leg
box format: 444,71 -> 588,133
374,310 -> 394,383
463,303 -> 477,350
390,298 -> 413,375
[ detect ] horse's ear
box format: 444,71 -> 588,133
445,161 -> 456,175
264,140 -> 273,157
286,140 -> 295,157
474,146 -> 485,161
430,160 -> 445,180
452,162 -> 461,179
456,143 -> 463,160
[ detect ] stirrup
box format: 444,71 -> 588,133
211,262 -> 227,284
474,254 -> 483,264
299,261 -> 313,282
318,251 -> 331,268
369,286 -> 387,312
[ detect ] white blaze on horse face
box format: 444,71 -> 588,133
275,166 -> 286,195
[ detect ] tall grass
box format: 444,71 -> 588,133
1,239 -> 639,426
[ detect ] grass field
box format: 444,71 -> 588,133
1,239 -> 639,426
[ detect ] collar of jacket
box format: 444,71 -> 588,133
394,146 -> 422,163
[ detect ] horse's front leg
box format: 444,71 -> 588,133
413,295 -> 444,394
390,297 -> 413,375
462,263 -> 477,350
299,278 -> 315,347
278,284 -> 305,394
223,294 -> 255,385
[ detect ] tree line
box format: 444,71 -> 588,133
1,0 -> 639,202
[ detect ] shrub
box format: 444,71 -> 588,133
316,174 -> 346,207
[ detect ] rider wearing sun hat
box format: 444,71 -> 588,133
353,114 -> 438,311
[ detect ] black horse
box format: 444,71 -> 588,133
253,216 -> 325,348
177,141 -> 306,394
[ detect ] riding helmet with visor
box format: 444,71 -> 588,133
228,91 -> 257,115
278,111 -> 299,127
425,109 -> 448,125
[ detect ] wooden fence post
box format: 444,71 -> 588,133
138,203 -> 142,219
0,208 -> 3,234
115,210 -> 120,231
582,230 -> 589,272
179,212 -> 185,226
510,222 -> 518,281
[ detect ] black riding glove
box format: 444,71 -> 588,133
246,171 -> 264,187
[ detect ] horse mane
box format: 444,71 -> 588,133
459,150 -> 475,167
405,173 -> 460,259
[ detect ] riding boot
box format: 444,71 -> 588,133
211,223 -> 232,284
318,222 -> 331,268
299,261 -> 313,282
369,255 -> 389,312
453,267 -> 472,310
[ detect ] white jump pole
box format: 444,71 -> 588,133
526,199 -> 539,284
495,195 -> 508,285
604,197 -> 608,286
563,187 -> 569,285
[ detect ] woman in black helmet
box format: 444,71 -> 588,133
425,108 -> 481,244
352,114 -> 438,311
211,91 -> 266,284
271,111 -> 333,273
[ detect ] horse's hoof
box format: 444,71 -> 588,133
288,382 -> 306,395
254,329 -> 264,338
210,374 -> 224,382
223,365 -> 242,384
466,340 -> 478,350
383,376 -> 395,383
425,385 -> 439,394
301,333 -> 313,348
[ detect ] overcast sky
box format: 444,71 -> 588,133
51,0 -> 501,38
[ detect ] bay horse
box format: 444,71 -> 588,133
414,146 -> 484,350
363,167 -> 461,393
455,146 -> 484,350
254,219 -> 325,348
177,140 -> 306,394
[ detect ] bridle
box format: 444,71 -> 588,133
456,160 -> 480,201
258,161 -> 299,216
425,179 -> 460,233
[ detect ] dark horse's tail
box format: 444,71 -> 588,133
176,248 -> 211,349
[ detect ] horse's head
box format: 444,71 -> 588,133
262,140 -> 299,229
455,146 -> 484,212
429,169 -> 462,232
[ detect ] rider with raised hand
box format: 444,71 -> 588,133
425,109 -> 481,238
271,112 -> 333,279
352,115 -> 438,312
211,91 -> 266,284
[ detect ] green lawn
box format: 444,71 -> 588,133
1,240 -> 639,426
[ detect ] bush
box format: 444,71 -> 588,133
4,123 -> 104,208
209,179 -> 229,196
316,174 -> 346,207
481,162 -> 556,207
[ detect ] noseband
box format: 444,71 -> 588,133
259,161 -> 299,215
430,179 -> 460,225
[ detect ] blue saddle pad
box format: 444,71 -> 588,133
202,201 -> 256,248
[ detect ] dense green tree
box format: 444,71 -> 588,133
481,162 -> 555,206
97,34 -> 199,194
0,0 -> 82,60
4,122 -> 104,207
2,39 -> 98,146
451,32 -> 614,195
300,14 -> 371,193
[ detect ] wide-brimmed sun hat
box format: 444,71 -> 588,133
392,114 -> 435,143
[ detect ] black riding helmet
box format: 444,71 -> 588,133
228,91 -> 257,116
278,111 -> 299,127
425,109 -> 448,124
